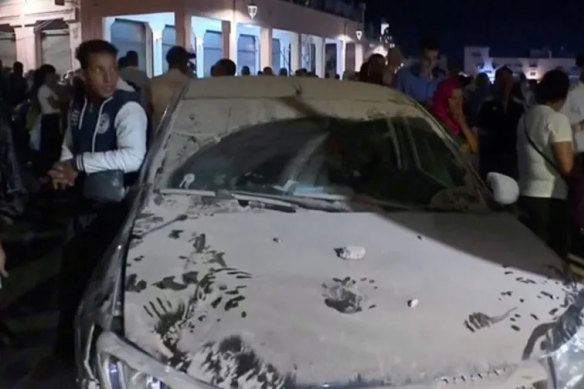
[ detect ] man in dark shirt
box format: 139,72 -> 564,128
7,62 -> 27,108
476,66 -> 524,180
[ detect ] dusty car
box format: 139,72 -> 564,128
75,77 -> 584,389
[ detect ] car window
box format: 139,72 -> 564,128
162,117 -> 488,211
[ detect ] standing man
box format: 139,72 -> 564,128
147,46 -> 194,137
394,38 -> 442,107
7,62 -> 28,108
120,50 -> 149,93
562,54 -> 584,153
476,66 -> 524,179
48,39 -> 147,364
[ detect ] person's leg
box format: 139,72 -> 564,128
548,199 -> 570,260
518,196 -> 552,244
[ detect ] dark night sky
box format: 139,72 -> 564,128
366,0 -> 584,66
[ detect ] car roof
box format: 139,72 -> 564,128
183,77 -> 415,106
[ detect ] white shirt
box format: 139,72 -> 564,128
37,84 -> 59,115
517,105 -> 573,199
562,81 -> 584,152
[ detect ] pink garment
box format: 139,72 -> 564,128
432,78 -> 461,136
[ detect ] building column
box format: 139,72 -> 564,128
68,21 -> 82,69
175,8 -> 191,50
315,36 -> 325,78
355,43 -> 364,72
192,21 -> 207,78
259,27 -> 272,70
102,17 -> 115,42
221,20 -> 237,61
148,21 -> 166,77
14,26 -> 39,71
290,32 -> 301,73
338,40 -> 346,77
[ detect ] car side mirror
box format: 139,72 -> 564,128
486,172 -> 519,205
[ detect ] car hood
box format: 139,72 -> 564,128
123,197 -> 583,388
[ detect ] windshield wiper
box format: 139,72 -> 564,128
219,190 -> 349,212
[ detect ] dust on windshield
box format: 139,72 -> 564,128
161,116 -> 489,212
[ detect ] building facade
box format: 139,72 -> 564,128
464,46 -> 579,81
0,0 -> 365,78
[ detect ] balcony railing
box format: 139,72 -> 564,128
282,0 -> 364,22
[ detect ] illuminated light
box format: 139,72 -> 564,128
247,1 -> 258,19
356,29 -> 362,41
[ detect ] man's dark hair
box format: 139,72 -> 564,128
419,38 -> 438,52
217,59 -> 236,76
536,69 -> 570,104
13,61 -> 23,72
495,65 -> 513,79
126,50 -> 138,66
76,40 -> 118,69
118,56 -> 128,69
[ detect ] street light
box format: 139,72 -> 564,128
356,29 -> 362,41
247,1 -> 258,19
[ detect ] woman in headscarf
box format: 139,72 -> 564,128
432,77 -> 479,154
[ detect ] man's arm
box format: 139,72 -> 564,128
60,113 -> 74,161
75,102 -> 147,174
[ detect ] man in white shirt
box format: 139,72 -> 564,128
146,46 -> 194,138
561,55 -> 584,151
517,69 -> 573,259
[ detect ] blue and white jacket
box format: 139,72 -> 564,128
60,87 -> 147,175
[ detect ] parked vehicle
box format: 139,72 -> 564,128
76,77 -> 584,389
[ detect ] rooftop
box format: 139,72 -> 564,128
282,0 -> 364,22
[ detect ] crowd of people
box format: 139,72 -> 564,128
0,35 -> 582,371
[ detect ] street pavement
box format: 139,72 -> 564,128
0,195 -> 76,389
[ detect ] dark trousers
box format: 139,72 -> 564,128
518,196 -> 570,260
39,114 -> 62,175
55,203 -> 126,361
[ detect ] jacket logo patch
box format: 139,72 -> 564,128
97,113 -> 110,134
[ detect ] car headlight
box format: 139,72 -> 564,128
97,331 -> 215,389
101,355 -> 170,389
547,327 -> 584,389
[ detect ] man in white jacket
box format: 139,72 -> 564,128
48,39 -> 147,364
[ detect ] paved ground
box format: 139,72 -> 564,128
0,194 -> 76,389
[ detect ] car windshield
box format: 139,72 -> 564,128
160,115 -> 490,212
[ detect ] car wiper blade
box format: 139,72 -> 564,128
223,190 -> 348,212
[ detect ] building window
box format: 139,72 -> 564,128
530,71 -> 537,77
111,19 -> 147,72
161,26 -> 176,73
238,34 -> 257,75
309,43 -> 316,73
203,31 -> 222,77
272,38 -> 281,71
471,52 -> 482,58
529,62 -> 537,68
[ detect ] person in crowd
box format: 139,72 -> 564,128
120,50 -> 148,92
365,53 -> 385,84
382,46 -> 403,86
214,59 -> 237,76
279,68 -> 288,76
562,55 -> 584,145
147,46 -> 194,136
464,72 -> 490,127
257,70 -> 263,76
432,77 -> 479,155
475,67 -> 524,179
263,66 -> 274,76
7,62 -> 28,108
241,66 -> 251,76
32,65 -> 63,173
47,39 -> 147,365
516,70 -> 573,259
394,38 -> 442,107
117,56 -> 128,71
519,72 -> 536,108
0,239 -> 6,279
